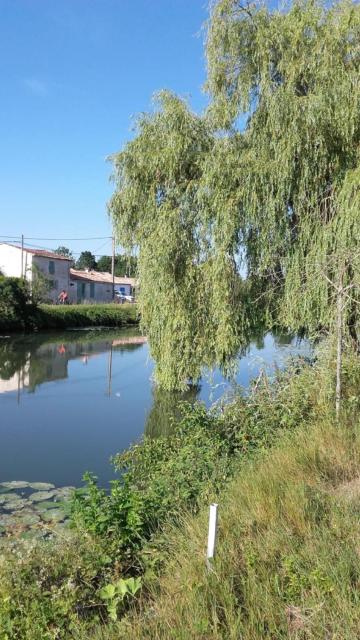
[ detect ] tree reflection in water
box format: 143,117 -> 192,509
145,384 -> 200,439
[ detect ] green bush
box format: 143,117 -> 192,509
36,303 -> 139,329
71,404 -> 233,557
0,276 -> 33,331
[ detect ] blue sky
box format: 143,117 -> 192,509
0,0 -> 208,257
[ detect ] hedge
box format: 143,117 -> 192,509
0,301 -> 139,332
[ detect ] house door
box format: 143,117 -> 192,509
77,281 -> 85,302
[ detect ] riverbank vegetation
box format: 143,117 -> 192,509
1,344 -> 360,638
0,276 -> 32,332
0,276 -> 138,332
118,360 -> 360,639
35,303 -> 138,330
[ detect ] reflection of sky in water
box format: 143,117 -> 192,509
0,331 -> 310,488
199,333 -> 311,406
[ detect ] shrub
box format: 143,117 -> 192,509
0,276 -> 32,331
71,403 -> 233,558
36,303 -> 139,329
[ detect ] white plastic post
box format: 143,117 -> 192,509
206,503 -> 218,570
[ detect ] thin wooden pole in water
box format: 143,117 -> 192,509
17,369 -> 21,405
107,343 -> 113,397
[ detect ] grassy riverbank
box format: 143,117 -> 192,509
1,345 -> 359,639
0,303 -> 139,332
35,303 -> 139,329
119,408 -> 360,638
0,276 -> 139,332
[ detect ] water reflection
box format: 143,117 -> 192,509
0,329 -> 310,487
0,331 -> 146,398
145,385 -> 200,438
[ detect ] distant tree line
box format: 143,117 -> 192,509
54,247 -> 137,276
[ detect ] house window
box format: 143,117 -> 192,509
48,279 -> 58,290
120,287 -> 125,294
90,282 -> 95,298
49,261 -> 55,275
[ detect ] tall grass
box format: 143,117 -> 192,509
117,422 -> 360,639
104,352 -> 360,639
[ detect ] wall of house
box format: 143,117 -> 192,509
68,279 -> 113,304
32,255 -> 70,303
0,244 -> 24,278
0,245 -> 71,303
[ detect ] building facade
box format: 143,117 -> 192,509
69,269 -> 136,303
0,243 -> 72,302
0,242 -> 137,304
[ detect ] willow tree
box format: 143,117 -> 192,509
205,0 -> 360,409
206,0 -> 360,334
110,1 -> 360,391
109,92 -> 249,389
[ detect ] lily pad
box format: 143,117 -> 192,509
0,493 -> 22,504
41,509 -> 66,523
0,513 -> 20,527
34,500 -> 58,511
1,481 -> 29,489
29,482 -> 55,491
29,491 -> 56,502
54,486 -> 75,495
3,499 -> 29,511
15,512 -> 41,526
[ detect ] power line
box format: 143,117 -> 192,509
0,235 -> 112,241
26,236 -> 112,241
22,242 -> 114,258
92,239 -> 112,254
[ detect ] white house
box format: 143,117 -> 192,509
0,242 -> 137,304
0,242 -> 72,302
69,269 -> 136,304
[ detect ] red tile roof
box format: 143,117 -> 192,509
0,243 -> 73,261
70,269 -> 137,286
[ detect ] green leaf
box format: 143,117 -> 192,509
115,579 -> 128,597
99,584 -> 116,600
125,576 -> 142,596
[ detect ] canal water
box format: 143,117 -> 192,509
0,328 -> 310,488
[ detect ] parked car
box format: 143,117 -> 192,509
114,292 -> 135,303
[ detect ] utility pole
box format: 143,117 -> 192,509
21,234 -> 24,278
111,235 -> 115,300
